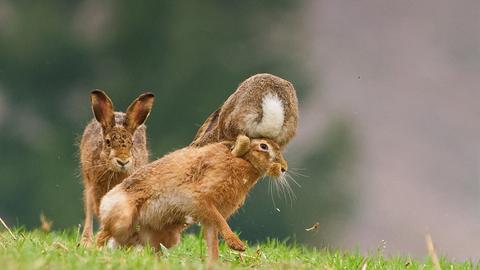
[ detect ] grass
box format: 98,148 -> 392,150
0,228 -> 478,270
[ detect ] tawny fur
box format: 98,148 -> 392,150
97,135 -> 287,261
191,73 -> 299,148
79,90 -> 154,246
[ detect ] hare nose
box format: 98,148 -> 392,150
116,159 -> 130,166
281,167 -> 286,173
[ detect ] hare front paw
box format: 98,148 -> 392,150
224,234 -> 246,251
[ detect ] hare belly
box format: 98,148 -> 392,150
137,194 -> 191,230
244,93 -> 285,139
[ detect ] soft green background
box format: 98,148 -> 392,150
0,1 -> 355,248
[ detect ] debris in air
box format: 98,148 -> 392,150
305,222 -> 320,232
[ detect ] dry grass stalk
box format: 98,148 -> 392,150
40,213 -> 53,232
425,233 -> 441,270
52,241 -> 69,251
0,216 -> 16,240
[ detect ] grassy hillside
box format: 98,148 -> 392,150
0,228 -> 476,270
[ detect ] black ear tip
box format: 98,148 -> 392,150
91,89 -> 108,97
139,92 -> 155,100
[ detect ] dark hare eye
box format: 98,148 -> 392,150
105,138 -> 111,147
260,143 -> 269,151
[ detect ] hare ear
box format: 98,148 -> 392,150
124,92 -> 155,133
231,135 -> 250,157
91,90 -> 115,131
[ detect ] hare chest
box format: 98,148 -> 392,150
195,165 -> 259,218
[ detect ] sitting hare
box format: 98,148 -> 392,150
96,135 -> 287,261
79,90 -> 154,246
191,73 -> 299,148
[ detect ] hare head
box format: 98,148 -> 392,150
244,138 -> 288,178
90,90 -> 154,173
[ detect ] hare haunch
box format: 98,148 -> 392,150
79,90 -> 154,245
191,73 -> 299,148
96,135 -> 287,260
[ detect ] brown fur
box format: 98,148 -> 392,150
79,90 -> 154,246
96,135 -> 287,261
191,73 -> 299,148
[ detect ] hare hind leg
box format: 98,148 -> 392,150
96,216 -> 136,248
96,227 -> 111,247
144,224 -> 184,252
97,191 -> 136,247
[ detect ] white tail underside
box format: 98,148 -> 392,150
245,93 -> 285,138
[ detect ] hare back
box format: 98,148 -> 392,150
120,143 -> 260,222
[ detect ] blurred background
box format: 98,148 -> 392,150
1,0 -> 479,260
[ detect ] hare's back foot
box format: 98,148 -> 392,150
79,235 -> 94,248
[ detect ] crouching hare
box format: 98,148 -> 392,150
79,90 -> 154,246
191,73 -> 299,148
96,135 -> 287,261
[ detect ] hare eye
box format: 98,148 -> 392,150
260,143 -> 269,151
105,139 -> 111,147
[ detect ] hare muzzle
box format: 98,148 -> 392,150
267,163 -> 284,178
112,157 -> 133,172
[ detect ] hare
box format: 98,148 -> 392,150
96,135 -> 287,261
79,90 -> 155,246
191,73 -> 299,148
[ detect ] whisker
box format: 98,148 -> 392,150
81,163 -> 105,169
267,172 -> 300,208
273,178 -> 282,202
276,177 -> 288,203
268,177 -> 277,209
284,178 -> 296,201
283,176 -> 296,206
83,164 -> 107,170
97,167 -> 113,180
288,169 -> 309,178
107,171 -> 115,191
290,167 -> 307,171
286,173 -> 301,188
81,161 -> 109,171
281,174 -> 297,207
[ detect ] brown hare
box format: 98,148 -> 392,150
96,135 -> 287,261
191,73 -> 299,148
79,90 -> 154,246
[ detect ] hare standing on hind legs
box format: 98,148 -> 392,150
79,90 -> 154,246
191,73 -> 299,148
96,135 -> 287,261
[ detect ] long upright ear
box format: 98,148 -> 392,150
91,90 -> 115,131
124,92 -> 155,133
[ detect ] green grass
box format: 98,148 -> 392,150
0,228 -> 477,270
